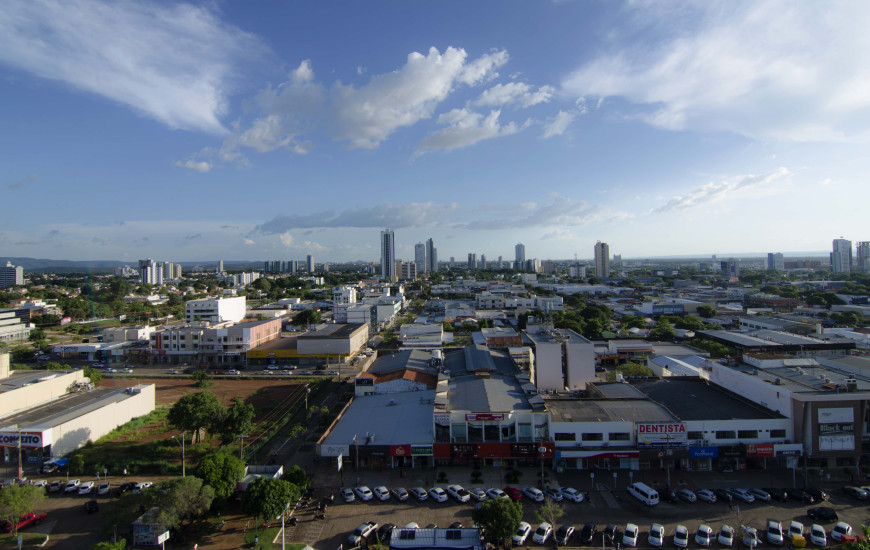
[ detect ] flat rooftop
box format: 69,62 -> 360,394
0,370 -> 75,394
0,385 -> 153,429
448,374 -> 532,412
526,328 -> 591,345
632,378 -> 784,420
367,349 -> 438,375
320,390 -> 435,447
547,398 -> 675,423
251,336 -> 298,351
297,324 -> 365,339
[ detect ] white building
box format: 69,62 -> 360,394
333,286 -> 358,305
185,296 -> 246,324
0,262 -> 25,288
832,238 -> 852,274
138,259 -> 163,286
0,310 -> 31,344
525,325 -> 595,391
594,241 -> 610,277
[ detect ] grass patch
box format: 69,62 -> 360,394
96,408 -> 170,443
244,526 -> 284,549
0,533 -> 48,547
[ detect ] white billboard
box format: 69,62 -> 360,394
636,422 -> 687,447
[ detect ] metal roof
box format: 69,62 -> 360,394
547,399 -> 675,423
448,375 -> 532,413
320,391 -> 436,447
632,378 -> 784,420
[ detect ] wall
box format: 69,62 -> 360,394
551,420 -> 636,447
708,363 -> 794,418
564,341 -> 595,390
0,370 -> 83,418
535,342 -> 564,391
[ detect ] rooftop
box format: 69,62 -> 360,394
632,378 -> 784,420
0,370 -> 74,394
448,374 -> 533,413
547,398 -> 675,423
297,323 -> 366,340
320,391 -> 435,447
366,349 -> 439,376
251,336 -> 298,351
0,385 -> 152,429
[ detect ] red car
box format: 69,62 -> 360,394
1,512 -> 47,533
503,486 -> 523,501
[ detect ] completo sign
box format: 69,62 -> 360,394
465,413 -> 505,422
0,432 -> 45,448
636,423 -> 687,447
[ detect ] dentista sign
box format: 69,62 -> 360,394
636,423 -> 687,447
0,432 -> 46,448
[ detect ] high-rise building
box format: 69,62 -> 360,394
515,243 -> 526,270
480,254 -> 487,269
0,262 -> 24,288
415,243 -> 427,273
857,242 -> 870,274
497,256 -> 503,269
381,229 -> 396,280
307,255 -> 314,273
400,262 -> 417,281
449,257 -> 455,268
721,258 -> 740,279
426,238 -> 438,272
767,253 -> 785,271
468,253 -> 477,269
163,262 -> 175,280
217,259 -> 224,273
832,238 -> 853,274
594,241 -> 610,277
138,259 -> 163,285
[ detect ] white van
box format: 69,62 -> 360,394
627,482 -> 659,506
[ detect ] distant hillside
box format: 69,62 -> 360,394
0,257 -> 262,273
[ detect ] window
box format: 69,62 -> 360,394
609,433 -> 630,441
770,429 -> 786,438
737,430 -> 758,439
555,433 -> 576,441
582,433 -> 603,441
687,431 -> 703,440
715,431 -> 736,440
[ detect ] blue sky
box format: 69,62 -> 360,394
1,1 -> 868,263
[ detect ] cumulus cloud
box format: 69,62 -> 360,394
562,2 -> 870,141
0,0 -> 266,134
462,194 -> 631,230
279,232 -> 294,246
654,167 -> 792,213
253,202 -> 458,235
474,82 -> 553,108
6,174 -> 38,189
542,110 -> 576,138
417,109 -> 519,154
174,159 -> 212,173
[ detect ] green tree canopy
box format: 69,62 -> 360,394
241,478 -> 301,522
92,541 -> 127,550
293,309 -> 321,325
196,450 -> 245,501
83,366 -> 103,384
649,318 -> 675,341
282,465 -> 310,489
697,305 -> 717,318
219,398 -> 255,446
471,497 -> 523,547
168,391 -> 223,444
149,477 -> 215,530
0,484 -> 45,536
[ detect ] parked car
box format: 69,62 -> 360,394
649,523 -> 665,547
1,512 -> 47,533
116,482 -> 136,496
403,523 -> 420,529
766,519 -> 784,546
789,488 -> 815,504
714,488 -> 733,504
764,487 -> 789,501
556,525 -> 576,546
661,488 -> 679,503
789,521 -> 805,547
675,489 -> 697,503
695,525 -> 714,547
448,522 -> 463,529
580,523 -> 597,545
696,489 -> 717,503
533,522 -> 553,544
513,522 -> 532,545
807,507 -> 838,522
391,487 -> 409,501
446,484 -> 471,503
354,486 -> 373,501
623,523 -> 639,547
674,525 -> 689,548
604,525 -> 620,545
227,370 -> 240,375
376,524 -> 396,544
64,479 -> 81,493
503,486 -> 523,501
97,482 -> 110,495
831,522 -> 853,542
809,524 -> 827,547
348,521 -> 378,545
47,481 -> 62,493
522,487 -> 544,502
843,486 -> 869,500
727,488 -> 756,503
560,487 -> 584,502
166,369 -> 179,374
742,526 -> 759,549
469,487 -> 487,502
409,487 -> 428,501
486,488 -> 507,500
372,486 -> 390,501
131,482 -> 152,494
544,488 -> 564,502
428,487 -> 448,503
805,487 -> 830,501
749,488 -> 772,502
84,499 -> 99,513
75,480 -> 93,495
718,525 -> 734,547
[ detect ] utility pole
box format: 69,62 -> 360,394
239,435 -> 246,461
16,425 -> 23,481
171,432 -> 186,477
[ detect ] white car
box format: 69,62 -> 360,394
742,526 -> 759,549
132,481 -> 152,494
348,521 -> 378,544
675,489 -> 697,503
718,525 -> 734,547
373,486 -> 390,501
78,481 -> 95,495
533,522 -> 553,544
446,484 -> 471,503
809,524 -> 827,547
513,522 -> 532,545
341,488 -> 355,502
649,524 -> 665,547
522,487 -> 545,502
623,523 -> 639,547
766,520 -> 783,546
695,525 -> 713,547
97,482 -> 110,495
470,488 -> 487,502
354,486 -> 373,501
486,488 -> 508,500
750,488 -> 772,502
391,487 -> 409,501
30,480 -> 47,489
64,479 -> 81,493
729,488 -> 756,503
696,489 -> 717,503
409,487 -> 428,501
403,522 -> 420,529
428,487 -> 448,502
674,525 -> 689,548
544,488 -> 564,502
789,521 -> 804,541
560,487 -> 584,502
831,522 -> 853,542
227,370 -> 240,375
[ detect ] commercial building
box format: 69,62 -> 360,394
480,327 -> 522,348
381,229 -> 396,281
0,262 -> 24,288
138,258 -> 163,286
515,243 -> 525,270
399,324 -> 446,347
415,243 -> 427,274
0,309 -> 31,344
594,241 -> 610,277
247,323 -> 369,367
767,252 -> 785,271
149,317 -> 281,365
185,296 -> 246,324
857,241 -> 870,274
400,262 -> 417,281
832,238 -> 852,274
354,349 -> 440,396
426,238 -> 438,272
525,325 -> 595,391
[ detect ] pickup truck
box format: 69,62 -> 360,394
1,512 -> 47,533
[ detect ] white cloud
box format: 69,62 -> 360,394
542,110 -> 576,138
235,115 -> 292,153
0,0 -> 266,134
463,194 -> 632,230
279,232 -> 294,246
254,202 -> 458,234
457,49 -> 509,86
474,82 -> 553,108
818,178 -> 835,186
174,159 -> 212,173
562,2 -> 870,141
654,167 -> 792,213
243,238 -> 255,245
417,109 -> 519,154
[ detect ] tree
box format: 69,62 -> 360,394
192,369 -> 213,388
283,465 -> 310,489
168,391 -> 223,444
293,309 -> 321,325
536,498 -> 565,545
649,318 -> 675,341
220,398 -> 255,446
608,361 -> 654,381
697,305 -> 717,318
28,328 -> 47,350
92,541 -> 127,550
150,477 -> 215,530
0,484 -> 45,536
471,497 -> 523,547
83,367 -> 103,384
196,450 -> 245,502
241,478 -> 301,523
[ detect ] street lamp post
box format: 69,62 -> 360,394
171,432 -> 186,477
305,385 -> 310,412
353,434 -> 360,471
281,502 -> 290,550
537,443 -> 547,490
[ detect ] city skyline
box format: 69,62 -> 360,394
2,2 -> 869,261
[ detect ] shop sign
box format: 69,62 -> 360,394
433,414 -> 451,424
745,444 -> 774,458
0,432 -> 46,448
465,413 -> 505,422
410,445 -> 432,456
390,445 -> 411,457
819,423 -> 853,435
774,444 -> 803,456
321,444 -> 349,457
689,446 -> 719,459
636,422 -> 687,447
510,442 -> 554,458
718,445 -> 745,458
451,443 -> 476,458
355,378 -> 374,387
